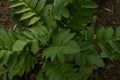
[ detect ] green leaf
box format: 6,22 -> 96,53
87,52 -> 104,67
96,27 -> 106,41
86,27 -> 94,40
43,47 -> 59,61
24,54 -> 36,72
28,17 -> 41,25
6,53 -> 18,70
53,0 -> 63,20
52,30 -> 75,45
22,31 -> 35,39
115,27 -> 120,37
43,5 -> 57,27
77,66 -> 93,80
0,29 -> 13,50
35,0 -> 46,13
43,40 -> 80,62
15,7 -> 31,14
61,8 -> 70,18
29,25 -> 48,37
109,41 -> 120,53
27,0 -> 39,8
45,63 -> 76,80
37,70 -> 44,80
8,53 -> 25,80
10,1 -> 25,8
13,40 -> 29,51
0,51 -> 12,68
31,40 -> 39,54
79,42 -> 94,51
63,40 -> 80,54
104,27 -> 114,40
57,53 -> 65,63
81,1 -> 98,8
0,67 -> 8,75
20,12 -> 36,20
75,54 -> 87,66
79,8 -> 95,16
98,43 -> 111,58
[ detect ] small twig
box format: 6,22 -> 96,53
13,24 -> 17,30
104,8 -> 112,12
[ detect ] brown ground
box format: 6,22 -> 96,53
0,0 -> 15,30
95,0 -> 120,29
0,0 -> 120,80
90,0 -> 120,80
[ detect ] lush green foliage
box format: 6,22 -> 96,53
0,0 -> 120,80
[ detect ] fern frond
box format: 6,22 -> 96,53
10,0 -> 44,26
10,0 -> 73,27
43,30 -> 80,63
0,28 -> 40,79
82,27 -> 120,60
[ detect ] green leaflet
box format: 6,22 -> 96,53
29,24 -> 48,37
31,40 -> 39,54
28,17 -> 41,25
35,0 -> 46,13
24,53 -> 37,72
81,0 -> 98,8
12,40 -> 30,51
25,0 -> 38,8
86,27 -> 94,40
43,40 -> 80,62
115,27 -> 120,37
104,27 -> 114,40
63,40 -> 80,54
98,42 -> 113,59
96,27 -> 106,41
0,29 -> 13,50
8,53 -> 25,80
0,67 -> 8,75
10,1 -> 25,8
43,63 -> 76,80
87,52 -> 105,68
14,7 -> 31,14
37,70 -> 44,80
10,0 -> 43,26
43,46 -> 60,61
52,30 -> 75,45
52,0 -> 71,20
109,41 -> 120,53
20,12 -> 36,20
43,30 -> 80,62
6,53 -> 18,71
43,5 -> 57,27
61,8 -> 70,18
79,8 -> 95,16
0,51 -> 13,68
22,31 -> 35,39
77,66 -> 93,80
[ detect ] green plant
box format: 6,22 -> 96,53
0,0 -> 120,80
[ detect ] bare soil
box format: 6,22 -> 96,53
0,0 -> 15,30
95,0 -> 120,29
90,0 -> 120,80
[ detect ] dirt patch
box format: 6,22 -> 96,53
91,0 -> 120,80
0,0 -> 15,30
95,0 -> 120,29
89,60 -> 120,80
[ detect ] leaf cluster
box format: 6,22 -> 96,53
0,0 -> 119,80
